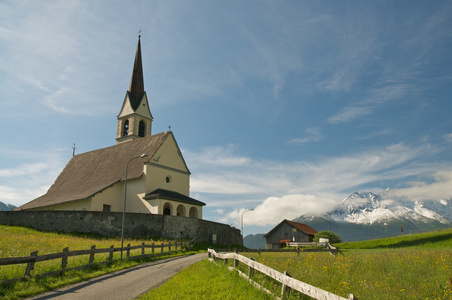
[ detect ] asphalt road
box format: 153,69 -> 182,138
27,253 -> 207,300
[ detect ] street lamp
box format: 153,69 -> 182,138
241,208 -> 254,238
121,153 -> 148,259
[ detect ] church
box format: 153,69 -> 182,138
17,36 -> 206,219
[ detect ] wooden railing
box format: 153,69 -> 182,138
208,248 -> 356,300
1,240 -> 193,284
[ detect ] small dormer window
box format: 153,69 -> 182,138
123,120 -> 129,136
139,121 -> 145,137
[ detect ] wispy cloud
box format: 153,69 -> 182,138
287,127 -> 323,144
185,141 -> 450,227
393,170 -> 452,202
0,148 -> 67,206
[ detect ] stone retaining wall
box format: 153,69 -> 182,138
0,211 -> 242,246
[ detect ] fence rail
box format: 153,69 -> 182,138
1,239 -> 193,283
208,248 -> 356,300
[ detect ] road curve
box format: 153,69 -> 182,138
27,253 -> 207,300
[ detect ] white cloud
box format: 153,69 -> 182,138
393,170 -> 452,202
287,127 -> 323,144
187,141 -> 451,228
226,194 -> 338,227
328,106 -> 372,124
0,149 -> 67,207
444,133 -> 452,143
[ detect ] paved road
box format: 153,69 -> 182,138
27,253 -> 206,300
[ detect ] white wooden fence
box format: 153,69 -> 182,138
208,248 -> 356,300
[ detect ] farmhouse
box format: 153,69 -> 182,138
264,219 -> 317,249
16,36 -> 205,218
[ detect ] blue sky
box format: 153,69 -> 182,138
1,1 -> 452,235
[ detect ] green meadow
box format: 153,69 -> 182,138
1,225 -> 452,299
0,225 -> 192,299
145,228 -> 452,300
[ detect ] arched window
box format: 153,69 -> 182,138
139,121 -> 145,137
189,207 -> 198,218
163,202 -> 172,215
176,205 -> 186,217
122,120 -> 129,136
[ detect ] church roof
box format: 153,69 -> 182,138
17,131 -> 173,211
144,188 -> 206,206
128,35 -> 145,111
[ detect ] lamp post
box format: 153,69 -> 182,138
241,208 -> 254,238
121,153 -> 148,259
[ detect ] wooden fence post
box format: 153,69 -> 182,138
24,251 -> 38,277
297,247 -> 300,256
248,257 -> 255,278
89,245 -> 96,265
109,245 -> 114,261
161,243 -> 164,253
126,244 -> 131,258
281,271 -> 292,299
141,242 -> 145,256
234,250 -> 239,268
62,247 -> 69,270
152,242 -> 155,254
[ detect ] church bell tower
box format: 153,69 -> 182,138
116,35 -> 153,144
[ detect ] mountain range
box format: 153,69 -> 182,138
244,191 -> 452,248
0,201 -> 16,211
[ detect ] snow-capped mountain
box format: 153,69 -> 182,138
294,191 -> 452,241
330,191 -> 451,225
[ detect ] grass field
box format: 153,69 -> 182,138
2,225 -> 452,299
144,228 -> 452,300
0,225 -> 191,299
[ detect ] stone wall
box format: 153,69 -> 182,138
0,211 -> 242,246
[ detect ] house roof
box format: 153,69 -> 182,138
17,131 -> 174,211
264,219 -> 317,237
144,188 -> 206,206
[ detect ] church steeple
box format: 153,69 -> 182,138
116,35 -> 153,144
128,35 -> 145,110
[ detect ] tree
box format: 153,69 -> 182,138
313,231 -> 342,244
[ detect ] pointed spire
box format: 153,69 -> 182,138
128,35 -> 145,110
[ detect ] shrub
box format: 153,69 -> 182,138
313,231 -> 342,243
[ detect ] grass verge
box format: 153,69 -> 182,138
139,259 -> 273,300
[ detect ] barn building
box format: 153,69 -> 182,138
264,219 -> 317,249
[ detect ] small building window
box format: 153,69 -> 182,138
103,204 -> 111,212
139,121 -> 145,137
165,176 -> 172,183
123,120 -> 129,136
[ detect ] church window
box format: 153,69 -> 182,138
139,121 -> 145,137
176,205 -> 186,217
165,176 -> 172,183
163,202 -> 172,215
103,204 -> 111,212
123,120 -> 129,136
189,207 -> 198,218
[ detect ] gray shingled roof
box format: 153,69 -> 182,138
144,188 -> 205,206
17,132 -> 173,211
